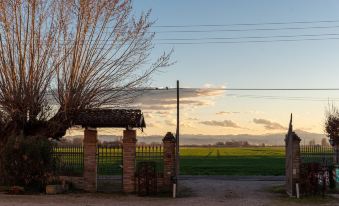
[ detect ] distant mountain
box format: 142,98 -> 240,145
65,130 -> 326,146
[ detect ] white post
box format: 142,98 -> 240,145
173,183 -> 177,198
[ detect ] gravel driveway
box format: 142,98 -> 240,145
0,177 -> 337,206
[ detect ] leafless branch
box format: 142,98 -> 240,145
0,0 -> 171,140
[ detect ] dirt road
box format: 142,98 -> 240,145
0,178 -> 337,206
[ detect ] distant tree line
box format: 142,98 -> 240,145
183,141 -> 268,147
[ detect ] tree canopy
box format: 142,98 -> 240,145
0,0 -> 171,142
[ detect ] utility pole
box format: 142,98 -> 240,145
173,80 -> 180,198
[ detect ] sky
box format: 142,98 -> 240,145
69,1 -> 339,139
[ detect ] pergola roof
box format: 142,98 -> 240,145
73,109 -> 146,128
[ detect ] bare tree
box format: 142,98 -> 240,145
0,0 -> 171,145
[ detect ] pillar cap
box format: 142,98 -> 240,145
85,127 -> 97,131
163,132 -> 176,142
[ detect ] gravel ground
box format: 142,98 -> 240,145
0,178 -> 338,206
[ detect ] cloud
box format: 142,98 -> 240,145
164,119 -> 176,127
163,118 -> 195,128
134,87 -> 225,111
143,113 -> 154,118
216,111 -> 240,115
200,120 -> 240,128
146,122 -> 156,127
253,118 -> 287,130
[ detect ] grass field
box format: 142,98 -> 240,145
179,147 -> 285,175
55,146 -> 286,176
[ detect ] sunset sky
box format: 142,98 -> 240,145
68,1 -> 339,138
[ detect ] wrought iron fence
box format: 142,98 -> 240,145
136,145 -> 164,175
300,145 -> 336,196
97,144 -> 123,176
52,144 -> 84,176
300,145 -> 334,166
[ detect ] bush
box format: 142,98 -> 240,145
0,136 -> 57,191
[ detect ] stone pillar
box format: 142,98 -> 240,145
83,127 -> 98,192
291,136 -> 301,195
163,132 -> 176,190
285,114 -> 301,197
122,130 -> 137,193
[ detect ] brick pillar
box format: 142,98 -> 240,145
163,132 -> 176,190
122,130 -> 137,193
83,127 -> 97,192
285,114 -> 301,197
291,136 -> 301,193
285,134 -> 301,197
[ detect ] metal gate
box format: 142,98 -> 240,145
97,144 -> 123,192
53,144 -> 84,177
135,145 -> 164,195
300,145 -> 335,196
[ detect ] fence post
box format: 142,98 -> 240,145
122,129 -> 137,193
285,114 -> 301,197
163,132 -> 176,191
83,127 -> 98,192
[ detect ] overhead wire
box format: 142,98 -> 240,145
152,25 -> 339,33
156,33 -> 339,41
152,19 -> 339,28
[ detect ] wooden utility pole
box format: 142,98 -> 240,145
176,80 -> 180,177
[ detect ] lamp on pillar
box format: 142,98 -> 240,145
330,138 -> 334,147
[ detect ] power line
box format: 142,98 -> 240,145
12,35 -> 339,47
158,37 -> 339,45
226,94 -> 339,102
45,87 -> 339,95
62,32 -> 339,43
45,87 -> 339,103
85,23 -> 339,34
25,33 -> 339,42
153,20 -> 339,28
152,25 -> 339,33
156,33 -> 339,41
179,88 -> 339,91
89,87 -> 339,91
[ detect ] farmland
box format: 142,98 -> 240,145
180,147 -> 285,175
55,146 -> 285,176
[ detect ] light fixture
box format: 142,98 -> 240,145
330,138 -> 334,146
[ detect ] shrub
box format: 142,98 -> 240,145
0,136 -> 57,191
325,104 -> 339,145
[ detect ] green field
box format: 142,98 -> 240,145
55,146 -> 286,176
179,147 -> 285,175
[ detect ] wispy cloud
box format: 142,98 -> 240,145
164,119 -> 176,127
216,111 -> 240,115
200,120 -> 241,128
253,118 -> 287,130
134,87 -> 225,111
